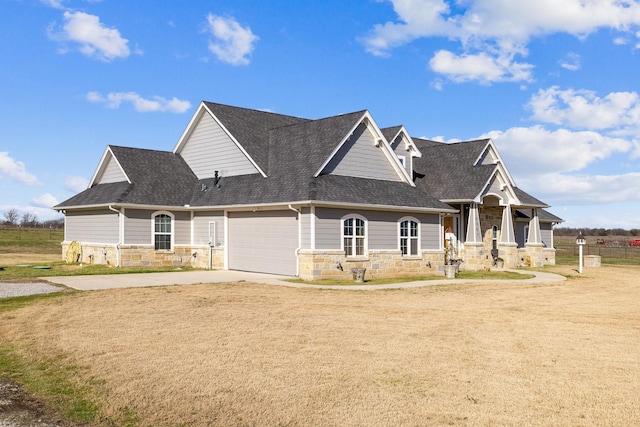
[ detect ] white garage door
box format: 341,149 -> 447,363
228,210 -> 299,276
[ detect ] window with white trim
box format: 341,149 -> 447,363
399,219 -> 419,256
153,213 -> 172,250
343,216 -> 366,257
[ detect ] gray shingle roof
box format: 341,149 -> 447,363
189,174 -> 454,211
203,102 -> 309,174
55,101 -> 559,221
513,187 -> 549,208
56,146 -> 198,208
413,139 -> 494,200
515,208 -> 563,223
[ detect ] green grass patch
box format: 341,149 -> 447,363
0,261 -> 193,280
0,345 -> 102,424
0,291 -> 73,314
0,292 -> 140,426
286,270 -> 534,286
0,229 -> 64,254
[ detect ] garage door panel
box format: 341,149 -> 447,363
228,211 -> 298,276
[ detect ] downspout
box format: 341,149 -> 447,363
288,204 -> 302,276
108,205 -> 122,267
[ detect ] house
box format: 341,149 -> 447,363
54,101 -> 562,279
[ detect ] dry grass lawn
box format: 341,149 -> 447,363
1,265 -> 639,426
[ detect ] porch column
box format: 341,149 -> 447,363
462,203 -> 485,271
498,204 -> 518,268
465,203 -> 483,244
526,209 -> 542,245
525,208 -> 545,267
499,204 -> 516,244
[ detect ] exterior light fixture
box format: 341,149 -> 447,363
576,231 -> 586,273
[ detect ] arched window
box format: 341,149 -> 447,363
153,213 -> 173,251
399,218 -> 419,256
343,216 -> 366,257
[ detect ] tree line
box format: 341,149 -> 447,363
2,208 -> 64,229
555,227 -> 640,237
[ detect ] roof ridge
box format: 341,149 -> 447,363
202,101 -> 309,125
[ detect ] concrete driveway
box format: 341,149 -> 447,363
43,268 -> 566,291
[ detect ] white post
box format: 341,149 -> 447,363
576,231 -> 586,274
579,244 -> 583,274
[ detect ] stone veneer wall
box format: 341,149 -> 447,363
298,249 -> 444,281
61,242 -> 224,270
460,206 -> 557,270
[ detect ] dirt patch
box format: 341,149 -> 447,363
0,379 -> 80,426
0,254 -> 60,266
0,265 -> 639,426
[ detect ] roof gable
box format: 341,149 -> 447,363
89,146 -> 130,187
474,140 -> 516,187
175,106 -> 260,179
479,169 -> 520,205
314,112 -> 413,185
175,102 -> 309,178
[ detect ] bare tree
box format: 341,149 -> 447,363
3,208 -> 20,226
20,212 -> 39,228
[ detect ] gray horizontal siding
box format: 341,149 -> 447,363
123,209 -> 151,244
315,207 -> 440,251
193,211 -> 225,246
174,211 -> 191,245
323,123 -> 401,182
300,208 -> 311,249
180,112 -> 258,179
420,214 -> 440,250
65,209 -> 119,244
123,209 -> 191,246
515,221 -> 527,248
541,224 -> 553,248
391,134 -> 413,178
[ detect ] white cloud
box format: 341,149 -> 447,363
484,125 -> 631,176
205,14 -> 258,66
528,86 -> 640,131
87,91 -> 192,113
517,172 -> 640,206
32,193 -> 59,209
65,176 -> 89,192
363,0 -> 640,83
482,125 -> 639,209
429,49 -> 533,84
0,152 -> 38,185
559,52 -> 580,71
48,11 -> 131,61
40,0 -> 67,9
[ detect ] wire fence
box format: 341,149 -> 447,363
555,244 -> 640,259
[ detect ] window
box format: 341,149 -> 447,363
397,155 -> 406,167
400,219 -> 419,256
343,216 -> 366,257
154,213 -> 172,250
492,225 -> 498,250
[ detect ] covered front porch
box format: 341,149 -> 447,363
443,196 -> 556,270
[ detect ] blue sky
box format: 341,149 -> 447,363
1,0 -> 640,229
